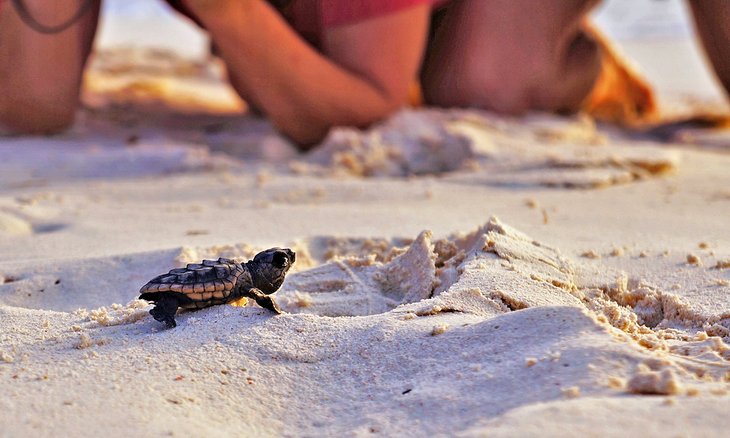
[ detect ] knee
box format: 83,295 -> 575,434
421,59 -> 533,115
0,94 -> 77,134
532,30 -> 602,112
422,27 -> 601,115
422,60 -> 554,116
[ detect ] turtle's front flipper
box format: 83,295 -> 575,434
149,295 -> 179,328
246,288 -> 282,314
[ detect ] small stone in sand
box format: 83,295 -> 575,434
580,250 -> 601,259
525,357 -> 538,367
607,376 -> 625,389
255,170 -> 271,187
75,333 -> 93,350
686,253 -> 701,265
627,366 -> 683,395
525,198 -> 539,209
686,387 -> 700,397
548,352 -> 562,362
1,275 -> 17,284
87,300 -> 148,326
714,259 -> 730,269
292,291 -> 313,308
431,323 -> 449,336
610,247 -> 625,257
698,242 -> 710,249
274,188 -> 327,204
0,211 -> 33,236
185,229 -> 209,236
417,305 -> 443,317
562,386 -> 580,398
1,351 -> 14,363
252,200 -> 271,209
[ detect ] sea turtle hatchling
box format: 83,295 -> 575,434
139,248 -> 295,328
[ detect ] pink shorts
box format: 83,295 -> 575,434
167,0 -> 447,46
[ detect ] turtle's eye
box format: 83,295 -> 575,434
273,251 -> 289,268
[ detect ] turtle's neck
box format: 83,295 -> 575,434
246,260 -> 278,294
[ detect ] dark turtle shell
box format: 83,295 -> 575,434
139,257 -> 245,308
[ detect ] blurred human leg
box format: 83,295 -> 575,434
421,0 -> 601,114
689,0 -> 730,98
0,0 -> 100,134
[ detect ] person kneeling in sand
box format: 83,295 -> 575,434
1,0 -> 729,148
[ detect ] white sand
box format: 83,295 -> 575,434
2,33 -> 730,437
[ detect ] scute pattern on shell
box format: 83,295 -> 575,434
139,257 -> 243,303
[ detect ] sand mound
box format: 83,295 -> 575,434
1,300 -> 719,436
277,218 -> 730,386
274,216 -> 582,317
275,215 -> 730,370
2,210 -> 730,436
301,111 -> 476,177
277,231 -> 437,316
0,210 -> 33,236
290,109 -> 680,188
465,396 -> 730,438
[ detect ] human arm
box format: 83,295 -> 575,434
183,0 -> 429,147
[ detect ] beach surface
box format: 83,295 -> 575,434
3,2 -> 730,436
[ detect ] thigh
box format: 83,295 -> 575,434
421,0 -> 601,114
0,0 -> 100,133
688,0 -> 730,95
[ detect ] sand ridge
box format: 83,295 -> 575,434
5,216 -> 729,436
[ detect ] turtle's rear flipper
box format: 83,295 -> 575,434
149,295 -> 179,328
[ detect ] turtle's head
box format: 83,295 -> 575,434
250,248 -> 296,294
